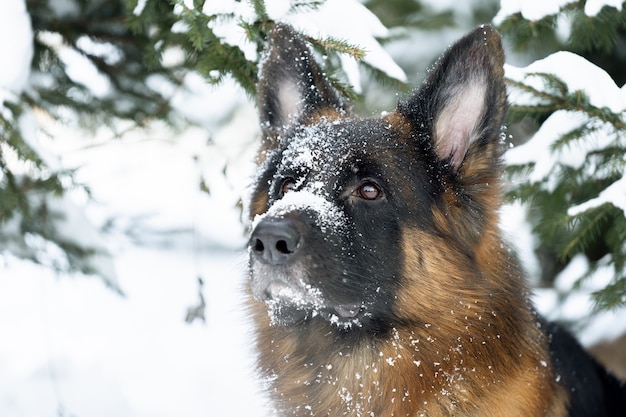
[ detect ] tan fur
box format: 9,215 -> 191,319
249,192 -> 269,220
304,108 -> 349,126
382,112 -> 414,139
395,226 -> 569,416
251,285 -> 568,416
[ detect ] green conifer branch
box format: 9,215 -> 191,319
308,35 -> 367,61
593,275 -> 626,310
506,76 -> 626,130
562,205 -> 612,260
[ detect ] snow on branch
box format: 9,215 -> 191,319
494,0 -> 624,24
505,51 -> 626,210
195,0 -> 407,93
504,45 -> 626,313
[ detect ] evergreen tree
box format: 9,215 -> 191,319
497,2 -> 626,313
3,0 -> 196,290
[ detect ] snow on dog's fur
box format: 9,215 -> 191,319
247,23 -> 626,417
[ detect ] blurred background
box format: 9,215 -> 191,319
1,0 -> 625,416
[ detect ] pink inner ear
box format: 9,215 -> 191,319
276,78 -> 304,127
435,128 -> 471,169
434,82 -> 486,170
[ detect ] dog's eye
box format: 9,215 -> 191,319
281,178 -> 297,195
358,182 -> 381,200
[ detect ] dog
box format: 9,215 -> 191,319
246,23 -> 626,416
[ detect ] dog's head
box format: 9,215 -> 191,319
248,24 -> 507,333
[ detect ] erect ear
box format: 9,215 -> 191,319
399,25 -> 506,172
256,23 -> 346,142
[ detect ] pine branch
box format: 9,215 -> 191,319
291,1 -> 326,13
506,76 -> 626,130
562,205 -> 612,261
249,0 -> 269,21
308,35 -> 367,61
593,275 -> 626,310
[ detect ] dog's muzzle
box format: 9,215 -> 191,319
248,217 -> 311,303
248,217 -> 324,325
249,216 -> 366,327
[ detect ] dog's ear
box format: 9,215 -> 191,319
399,25 -> 506,173
257,24 -> 346,142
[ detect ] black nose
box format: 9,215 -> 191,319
250,218 -> 303,265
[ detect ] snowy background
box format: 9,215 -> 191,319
1,0 -> 626,416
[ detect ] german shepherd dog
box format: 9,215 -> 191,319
247,23 -> 626,416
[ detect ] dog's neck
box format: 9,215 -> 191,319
250,297 -> 568,417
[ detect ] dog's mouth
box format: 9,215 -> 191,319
267,299 -> 368,328
257,278 -> 367,328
